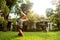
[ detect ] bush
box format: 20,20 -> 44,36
12,18 -> 17,31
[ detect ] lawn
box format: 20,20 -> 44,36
0,31 -> 60,40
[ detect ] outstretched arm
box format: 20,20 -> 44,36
20,10 -> 26,17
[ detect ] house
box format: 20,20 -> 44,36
36,19 -> 53,32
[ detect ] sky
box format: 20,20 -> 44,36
9,0 -> 56,18
30,0 -> 56,17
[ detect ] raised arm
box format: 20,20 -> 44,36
20,10 -> 26,17
20,10 -> 28,21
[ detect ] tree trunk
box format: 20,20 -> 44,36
3,27 -> 7,32
57,22 -> 60,30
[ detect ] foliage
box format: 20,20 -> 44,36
5,0 -> 18,9
0,17 -> 4,24
11,0 -> 33,18
25,11 -> 39,30
20,3 -> 33,14
46,8 -> 54,17
10,0 -> 22,15
2,20 -> 8,27
3,5 -> 10,19
0,0 -> 6,10
51,0 -> 60,21
51,0 -> 60,23
0,0 -> 18,31
14,4 -> 20,15
0,0 -> 18,18
12,18 -> 18,31
12,18 -> 17,26
48,0 -> 60,30
27,11 -> 39,23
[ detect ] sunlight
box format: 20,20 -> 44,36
30,0 -> 56,17
9,0 -> 56,18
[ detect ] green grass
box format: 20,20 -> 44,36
0,31 -> 60,40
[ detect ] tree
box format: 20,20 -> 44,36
20,2 -> 33,15
5,0 -> 18,10
54,6 -> 60,30
0,0 -> 18,31
0,0 -> 9,18
11,0 -> 33,18
46,8 -> 54,17
26,11 -> 39,31
0,0 -> 18,19
51,0 -> 60,30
